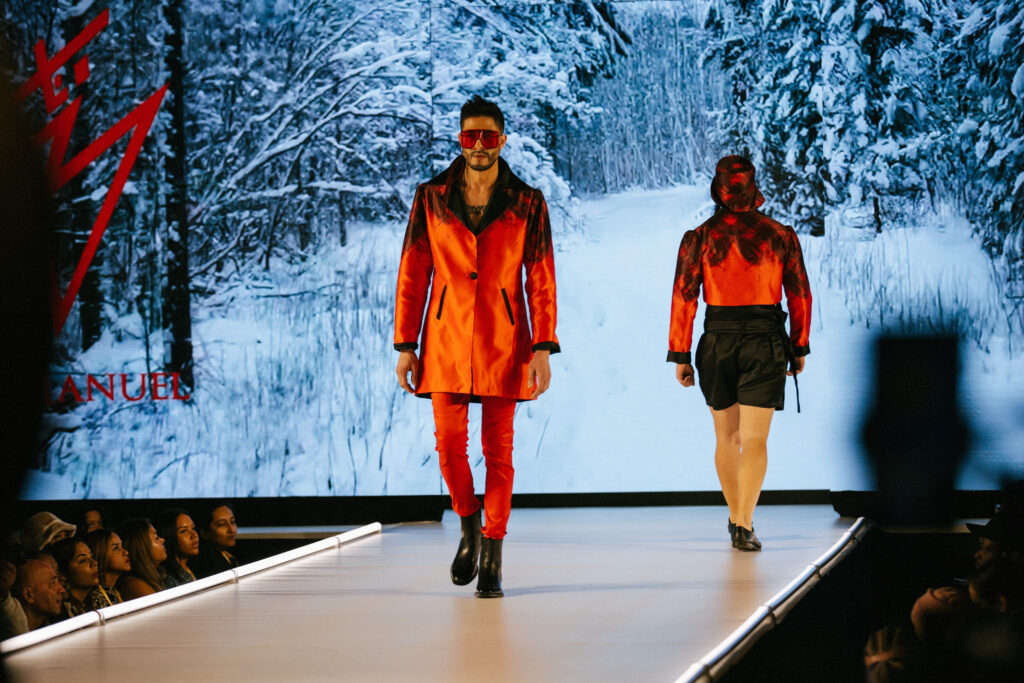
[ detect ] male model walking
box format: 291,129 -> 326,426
394,96 -> 559,597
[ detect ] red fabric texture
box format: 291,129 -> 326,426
395,156 -> 559,400
432,392 -> 516,539
669,156 -> 812,356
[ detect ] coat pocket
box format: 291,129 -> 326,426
436,284 -> 447,320
500,288 -> 515,325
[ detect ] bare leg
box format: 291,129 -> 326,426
710,404 -> 741,525
734,404 -> 774,529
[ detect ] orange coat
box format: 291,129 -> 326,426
394,157 -> 559,401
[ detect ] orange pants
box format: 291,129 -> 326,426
432,393 -> 516,539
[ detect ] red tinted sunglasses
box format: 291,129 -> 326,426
458,129 -> 502,149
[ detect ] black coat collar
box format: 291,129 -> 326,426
443,156 -> 517,236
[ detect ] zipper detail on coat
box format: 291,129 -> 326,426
436,284 -> 447,320
501,288 -> 515,325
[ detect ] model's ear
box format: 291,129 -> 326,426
20,585 -> 34,604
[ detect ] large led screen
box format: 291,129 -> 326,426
4,1 -> 1022,499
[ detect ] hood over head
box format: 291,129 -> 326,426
711,155 -> 765,212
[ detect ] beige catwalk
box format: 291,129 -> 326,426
5,506 -> 857,682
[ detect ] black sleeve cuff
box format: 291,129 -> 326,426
532,341 -> 561,354
794,345 -> 810,357
667,351 -> 691,364
394,342 -> 418,352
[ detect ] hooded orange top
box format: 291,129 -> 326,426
394,156 -> 559,401
668,156 -> 811,363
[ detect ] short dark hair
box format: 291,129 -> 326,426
460,95 -> 504,133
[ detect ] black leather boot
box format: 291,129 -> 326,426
474,536 -> 503,598
450,511 -> 481,585
732,525 -> 762,552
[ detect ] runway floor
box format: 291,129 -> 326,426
5,506 -> 857,682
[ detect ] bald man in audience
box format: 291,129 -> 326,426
13,559 -> 66,631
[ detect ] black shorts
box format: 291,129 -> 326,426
695,306 -> 789,411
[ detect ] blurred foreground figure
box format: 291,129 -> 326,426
862,336 -> 968,525
0,53 -> 54,682
393,96 -> 560,597
0,58 -> 53,532
667,155 -> 812,551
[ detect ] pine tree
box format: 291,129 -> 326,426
756,0 -> 827,235
956,0 -> 1024,285
823,0 -> 935,229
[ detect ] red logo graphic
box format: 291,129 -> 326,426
16,8 -> 168,335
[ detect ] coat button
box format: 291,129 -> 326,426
469,272 -> 478,280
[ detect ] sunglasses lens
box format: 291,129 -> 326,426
459,130 -> 501,149
480,131 -> 500,148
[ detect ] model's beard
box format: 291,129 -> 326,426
464,149 -> 498,171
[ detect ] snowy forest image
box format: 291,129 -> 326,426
2,0 -> 1022,499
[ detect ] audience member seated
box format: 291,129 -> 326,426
49,537 -> 99,620
19,512 -> 75,553
1,558 -> 27,640
155,508 -> 200,587
194,502 -> 242,578
11,558 -> 65,631
115,518 -> 167,600
910,510 -> 1019,641
83,529 -> 130,609
967,557 -> 1024,613
80,506 -> 106,534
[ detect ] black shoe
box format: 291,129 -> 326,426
732,526 -> 761,552
450,511 -> 481,585
475,537 -> 503,598
728,519 -> 736,537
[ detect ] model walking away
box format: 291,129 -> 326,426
394,96 -> 560,596
667,155 -> 811,551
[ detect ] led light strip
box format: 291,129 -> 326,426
0,522 -> 382,655
677,517 -> 869,683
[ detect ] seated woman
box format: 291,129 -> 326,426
83,529 -> 131,609
48,537 -> 99,619
115,518 -> 167,600
155,508 -> 200,587
194,502 -> 242,578
80,506 -> 106,534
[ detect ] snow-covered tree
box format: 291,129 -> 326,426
823,0 -> 937,227
954,0 -> 1024,287
755,0 -> 827,235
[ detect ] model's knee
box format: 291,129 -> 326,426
740,435 -> 768,452
716,430 -> 741,448
435,434 -> 468,460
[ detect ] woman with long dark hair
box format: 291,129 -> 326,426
667,155 -> 812,551
115,518 -> 167,599
83,528 -> 130,608
193,501 -> 242,578
49,537 -> 99,619
154,508 -> 200,587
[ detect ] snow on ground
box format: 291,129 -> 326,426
23,187 -> 1024,499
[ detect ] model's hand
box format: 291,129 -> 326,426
529,350 -> 551,399
676,363 -> 695,387
396,351 -> 420,394
788,356 -> 805,376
